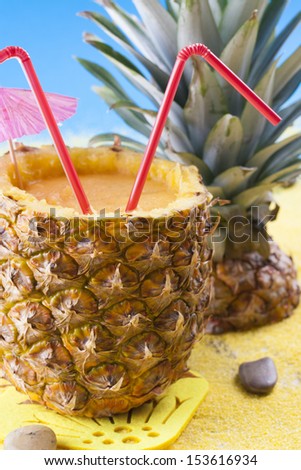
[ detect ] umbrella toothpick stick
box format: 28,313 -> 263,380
125,43 -> 281,212
0,46 -> 92,215
8,139 -> 23,189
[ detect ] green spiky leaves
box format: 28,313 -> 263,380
78,0 -> 301,257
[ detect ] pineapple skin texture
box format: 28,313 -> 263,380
0,147 -> 213,417
205,242 -> 300,333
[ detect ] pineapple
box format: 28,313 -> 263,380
78,0 -> 301,332
0,145 -> 213,417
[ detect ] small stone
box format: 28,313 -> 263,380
4,425 -> 57,450
238,357 -> 278,394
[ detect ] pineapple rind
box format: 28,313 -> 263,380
206,241 -> 300,333
0,146 -> 213,417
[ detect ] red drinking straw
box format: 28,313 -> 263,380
126,43 -> 282,212
0,46 -> 92,215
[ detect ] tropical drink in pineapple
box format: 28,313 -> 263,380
0,145 -> 213,417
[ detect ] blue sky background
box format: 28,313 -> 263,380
0,0 -> 300,152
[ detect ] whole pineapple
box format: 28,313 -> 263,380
0,145 -> 213,416
78,0 -> 301,332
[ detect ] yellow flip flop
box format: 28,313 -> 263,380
0,373 -> 208,450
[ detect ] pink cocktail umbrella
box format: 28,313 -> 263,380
0,87 -> 77,189
0,46 -> 91,214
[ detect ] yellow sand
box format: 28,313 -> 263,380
170,182 -> 301,450
25,174 -> 176,212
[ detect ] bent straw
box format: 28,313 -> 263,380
0,46 -> 92,215
126,43 -> 282,212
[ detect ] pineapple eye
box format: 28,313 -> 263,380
36,226 -> 47,237
80,238 -> 91,244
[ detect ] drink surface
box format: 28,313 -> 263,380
25,173 -> 176,212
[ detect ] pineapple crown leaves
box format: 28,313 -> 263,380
77,0 -> 301,255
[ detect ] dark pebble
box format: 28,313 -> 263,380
238,357 -> 278,394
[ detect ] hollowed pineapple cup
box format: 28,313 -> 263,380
0,146 -> 213,417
